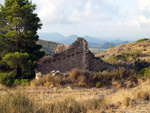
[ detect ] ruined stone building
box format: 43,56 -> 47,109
37,38 -> 114,74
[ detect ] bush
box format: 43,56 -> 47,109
116,53 -> 130,62
49,98 -> 87,113
0,71 -> 16,86
13,79 -> 29,86
136,38 -> 149,42
86,99 -> 108,112
105,55 -> 118,65
110,44 -> 114,49
69,68 -> 81,80
135,90 -> 150,101
96,82 -> 101,88
31,75 -> 57,87
31,68 -> 137,88
134,59 -> 149,72
90,67 -> 136,87
139,67 -> 150,77
123,97 -> 131,107
0,71 -> 30,86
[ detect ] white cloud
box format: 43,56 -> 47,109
137,0 -> 150,27
1,0 -> 150,39
137,0 -> 150,11
32,0 -> 118,24
117,20 -> 140,28
139,15 -> 150,23
33,0 -> 67,24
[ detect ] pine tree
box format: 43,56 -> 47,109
0,0 -> 45,86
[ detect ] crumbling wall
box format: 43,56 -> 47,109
37,38 -> 114,74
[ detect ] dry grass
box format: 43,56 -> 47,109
0,91 -> 42,113
48,98 -> 87,113
0,83 -> 8,91
0,90 -> 109,113
30,67 -> 137,88
96,39 -> 150,61
1,80 -> 150,113
30,74 -> 70,87
69,68 -> 81,80
135,90 -> 150,101
123,97 -> 132,107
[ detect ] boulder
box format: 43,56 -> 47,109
55,44 -> 70,53
35,72 -> 44,79
50,70 -> 68,77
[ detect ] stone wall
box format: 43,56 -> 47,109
37,38 -> 114,74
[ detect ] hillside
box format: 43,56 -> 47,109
37,39 -> 59,55
96,38 -> 150,61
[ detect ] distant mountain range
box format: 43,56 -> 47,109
38,33 -> 107,44
91,40 -> 129,49
38,32 -> 129,50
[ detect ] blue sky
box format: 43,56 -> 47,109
0,0 -> 150,40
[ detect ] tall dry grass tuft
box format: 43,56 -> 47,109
0,91 -> 44,113
135,90 -> 150,101
69,68 -> 81,80
123,97 -> 132,107
0,83 -> 8,91
48,98 -> 87,113
30,67 -> 137,88
30,74 -> 70,87
90,67 -> 137,87
0,91 -> 109,113
85,98 -> 109,112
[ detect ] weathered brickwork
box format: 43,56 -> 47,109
37,38 -> 114,74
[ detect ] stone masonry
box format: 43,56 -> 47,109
37,38 -> 114,74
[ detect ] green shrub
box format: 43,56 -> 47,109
116,53 -> 130,62
0,71 -> 30,86
13,79 -> 29,86
136,38 -> 149,42
110,44 -> 114,49
139,67 -> 150,77
105,55 -> 118,65
96,82 -> 101,88
0,71 -> 16,86
134,59 -> 149,71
